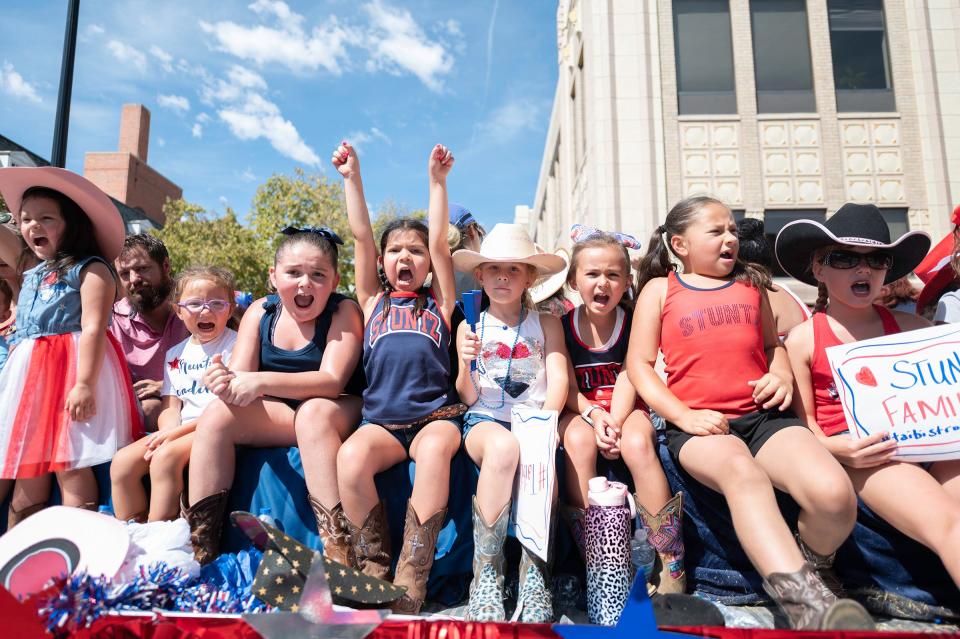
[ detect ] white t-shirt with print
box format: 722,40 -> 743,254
161,329 -> 237,423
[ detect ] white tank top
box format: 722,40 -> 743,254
470,308 -> 548,422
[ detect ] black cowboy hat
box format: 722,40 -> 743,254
775,203 -> 931,286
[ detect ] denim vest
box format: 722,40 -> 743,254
13,256 -> 109,343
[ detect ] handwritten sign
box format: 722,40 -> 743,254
826,323 -> 960,462
510,408 -> 558,562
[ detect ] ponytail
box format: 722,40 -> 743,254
635,226 -> 675,293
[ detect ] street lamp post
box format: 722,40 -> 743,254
51,0 -> 80,168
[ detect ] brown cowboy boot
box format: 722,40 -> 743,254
796,532 -> 846,598
764,563 -> 875,630
346,501 -> 392,580
308,495 -> 355,567
7,502 -> 45,529
180,490 -> 229,565
636,492 -> 686,594
391,502 -> 446,614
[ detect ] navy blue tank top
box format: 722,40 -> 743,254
258,293 -> 364,407
362,291 -> 451,423
562,306 -> 632,409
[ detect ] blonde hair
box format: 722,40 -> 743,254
475,262 -> 540,309
174,265 -> 236,302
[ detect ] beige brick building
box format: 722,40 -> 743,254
519,0 -> 960,280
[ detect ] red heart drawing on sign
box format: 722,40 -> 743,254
855,366 -> 877,387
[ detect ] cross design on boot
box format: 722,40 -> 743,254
357,532 -> 371,557
408,531 -> 424,555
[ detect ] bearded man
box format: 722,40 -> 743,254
111,234 -> 189,431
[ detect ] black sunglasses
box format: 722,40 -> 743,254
820,249 -> 893,271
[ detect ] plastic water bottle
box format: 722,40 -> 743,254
631,525 -> 657,583
258,506 -> 281,531
585,477 -> 635,625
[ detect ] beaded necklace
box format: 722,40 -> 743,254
471,305 -> 526,410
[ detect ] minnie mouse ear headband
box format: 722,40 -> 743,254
915,204 -> 960,313
570,223 -> 641,249
281,226 -> 344,245
449,203 -> 477,231
452,223 -> 566,276
775,203 -> 930,286
0,167 -> 125,261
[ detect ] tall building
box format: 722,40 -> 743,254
520,0 -> 960,283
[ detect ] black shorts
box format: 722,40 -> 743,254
664,409 -> 802,459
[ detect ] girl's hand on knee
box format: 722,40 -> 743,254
676,409 -> 728,436
748,373 -> 793,410
332,141 -> 358,179
460,330 -> 481,366
65,383 -> 96,422
834,431 -> 898,468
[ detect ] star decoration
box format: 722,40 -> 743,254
291,585 -> 300,594
292,560 -> 300,568
168,357 -> 179,371
275,556 -> 284,565
290,604 -> 299,613
258,588 -> 266,596
335,586 -> 342,595
350,586 -> 358,594
262,567 -> 270,575
339,569 -> 347,577
275,595 -> 284,604
275,576 -> 284,585
365,583 -> 372,592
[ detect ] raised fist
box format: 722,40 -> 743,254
428,144 -> 454,182
332,141 -> 359,178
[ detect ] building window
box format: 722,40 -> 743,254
750,0 -> 815,113
827,0 -> 895,112
673,0 -> 737,115
880,208 -> 908,239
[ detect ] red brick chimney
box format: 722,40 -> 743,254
83,103 -> 181,226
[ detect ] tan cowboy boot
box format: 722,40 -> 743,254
346,501 -> 392,580
391,501 -> 446,614
7,502 -> 45,529
636,492 -> 686,594
308,495 -> 355,567
179,490 -> 229,565
764,563 -> 875,630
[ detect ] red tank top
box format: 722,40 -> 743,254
810,306 -> 901,436
660,272 -> 768,417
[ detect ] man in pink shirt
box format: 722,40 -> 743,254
111,235 -> 189,431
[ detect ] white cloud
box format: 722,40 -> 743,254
85,24 -> 105,37
476,98 -> 544,145
219,91 -> 320,166
149,45 -> 174,73
107,40 -> 147,72
0,61 -> 41,103
157,93 -> 190,113
240,167 -> 257,182
199,1 -> 355,74
192,112 -> 211,138
443,19 -> 463,37
157,137 -> 166,148
345,126 -> 391,152
361,0 -> 453,92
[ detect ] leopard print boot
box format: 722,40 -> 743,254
467,497 -> 509,622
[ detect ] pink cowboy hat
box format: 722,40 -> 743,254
0,167 -> 125,261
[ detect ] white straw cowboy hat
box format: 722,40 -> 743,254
452,223 -> 566,276
529,247 -> 570,303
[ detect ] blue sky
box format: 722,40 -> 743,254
0,1 -> 558,226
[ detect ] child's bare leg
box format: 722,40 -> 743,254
147,434 -> 194,521
679,435 -> 804,575
620,410 -> 672,512
188,399 -> 295,505
337,426 -> 407,524
9,475 -> 51,521
408,420 -> 461,519
110,438 -> 151,519
755,428 -> 857,556
851,461 -> 960,587
57,467 -> 98,508
464,422 -> 519,524
929,459 -> 960,501
296,396 -> 362,509
560,411 -> 597,508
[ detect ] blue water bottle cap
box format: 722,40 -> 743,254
258,507 -> 272,517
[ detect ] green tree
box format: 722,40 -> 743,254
154,199 -> 267,296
